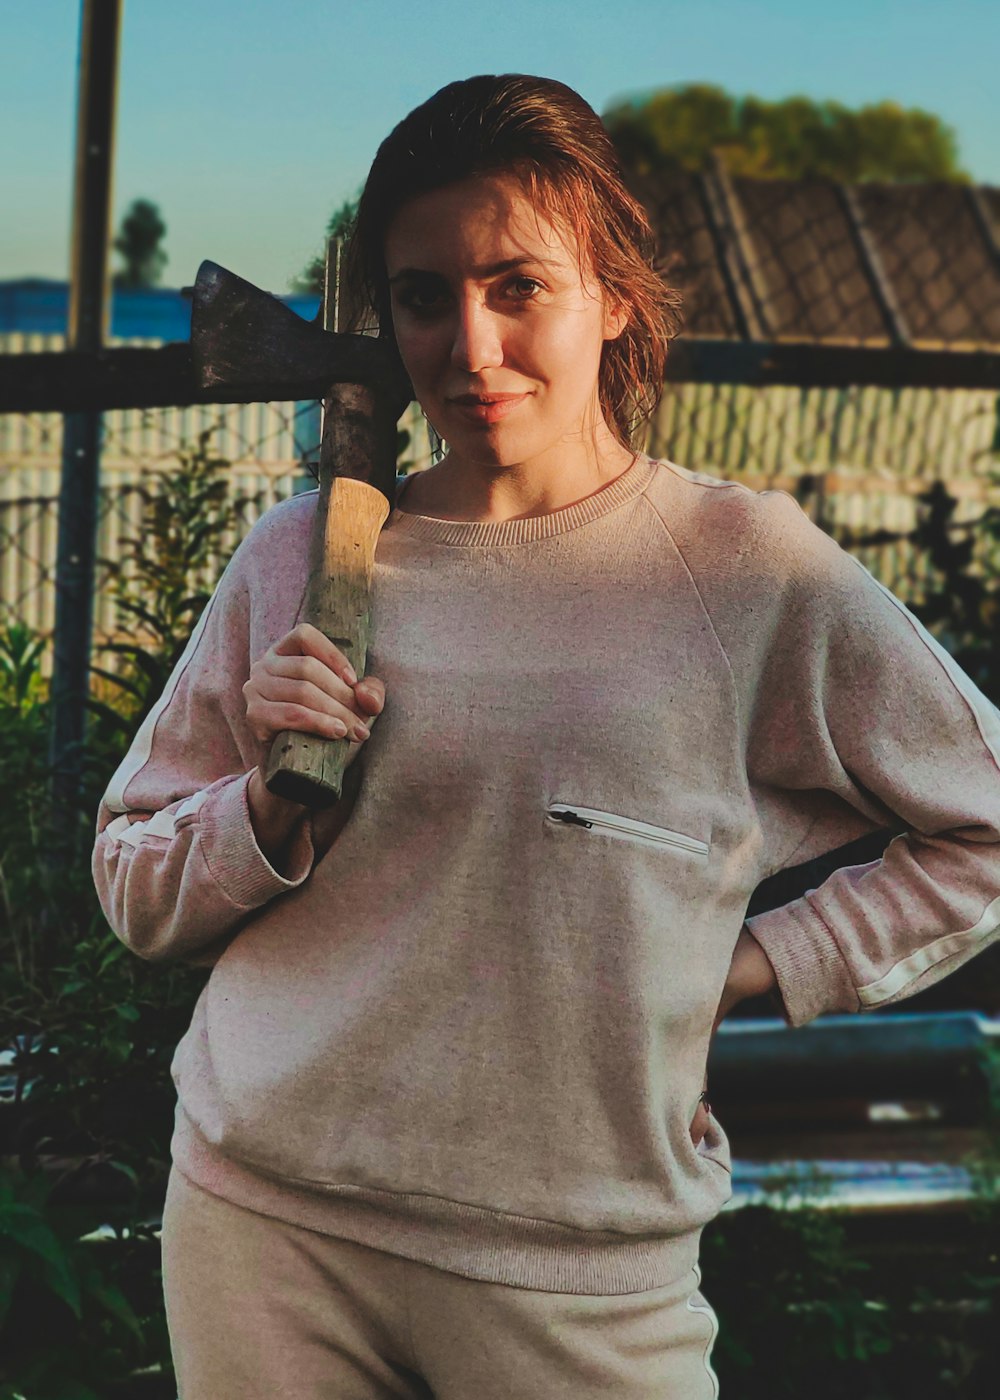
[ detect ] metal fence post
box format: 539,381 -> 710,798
49,0 -> 122,852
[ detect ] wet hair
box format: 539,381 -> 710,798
346,73 -> 683,449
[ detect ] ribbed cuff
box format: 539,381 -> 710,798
198,772 -> 314,909
744,899 -> 861,1028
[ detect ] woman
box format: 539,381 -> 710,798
93,74 -> 1000,1398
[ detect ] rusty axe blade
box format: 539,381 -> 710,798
190,259 -> 411,416
190,260 -> 413,808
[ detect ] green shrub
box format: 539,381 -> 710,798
701,1203 -> 893,1396
0,615 -> 196,1396
905,469 -> 1000,706
0,431 -> 248,1397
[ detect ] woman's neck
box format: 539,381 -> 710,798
398,435 -> 639,524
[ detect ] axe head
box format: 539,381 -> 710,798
190,260 -> 413,423
191,262 -> 413,808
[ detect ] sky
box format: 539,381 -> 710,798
2,0 -> 999,296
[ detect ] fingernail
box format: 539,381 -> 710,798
344,664 -> 357,685
352,724 -> 369,741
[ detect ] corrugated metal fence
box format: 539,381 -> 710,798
644,377 -> 1000,600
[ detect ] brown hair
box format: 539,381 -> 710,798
347,74 -> 683,449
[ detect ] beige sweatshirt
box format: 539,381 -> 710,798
93,454 -> 1000,1294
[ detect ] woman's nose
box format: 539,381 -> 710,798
450,296 -> 503,372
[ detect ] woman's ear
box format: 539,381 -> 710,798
602,297 -> 629,342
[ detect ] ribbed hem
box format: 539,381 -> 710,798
745,898 -> 862,1028
388,455 -> 659,546
171,1106 -> 704,1296
198,772 -> 314,907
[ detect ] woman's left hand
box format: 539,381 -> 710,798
689,925 -> 778,1145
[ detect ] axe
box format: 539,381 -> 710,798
190,251 -> 412,808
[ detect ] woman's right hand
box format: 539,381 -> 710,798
243,622 -> 386,749
242,623 -> 386,862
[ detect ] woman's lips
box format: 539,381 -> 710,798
448,394 -> 529,425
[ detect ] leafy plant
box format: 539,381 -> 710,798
91,427 -> 263,735
964,1039 -> 1000,1204
906,471 -> 1000,706
0,1162 -> 163,1400
701,1204 -> 893,1397
0,620 -> 55,995
0,432 -> 256,1397
294,195 -> 360,296
0,621 -> 47,715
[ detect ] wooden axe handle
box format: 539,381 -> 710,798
264,381 -> 395,807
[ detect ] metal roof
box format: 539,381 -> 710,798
630,161 -> 1000,350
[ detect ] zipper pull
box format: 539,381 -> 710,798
550,809 -> 593,829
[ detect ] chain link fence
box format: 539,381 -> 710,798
0,333 -> 439,666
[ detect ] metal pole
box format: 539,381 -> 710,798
49,0 -> 122,848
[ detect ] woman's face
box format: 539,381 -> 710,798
384,172 -> 627,472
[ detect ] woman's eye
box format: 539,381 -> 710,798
508,276 -> 543,300
395,285 -> 447,314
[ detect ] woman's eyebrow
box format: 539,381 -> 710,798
388,256 -> 558,285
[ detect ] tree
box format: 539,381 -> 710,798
112,197 -> 168,289
293,193 -> 360,295
602,84 -> 970,183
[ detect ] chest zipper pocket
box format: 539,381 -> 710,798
547,804 -> 710,858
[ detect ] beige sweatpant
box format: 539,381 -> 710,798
161,1167 -> 721,1400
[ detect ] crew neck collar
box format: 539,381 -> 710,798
387,455 -> 658,546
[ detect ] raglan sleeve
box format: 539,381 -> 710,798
740,492 -> 1000,1028
92,519 -> 317,965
